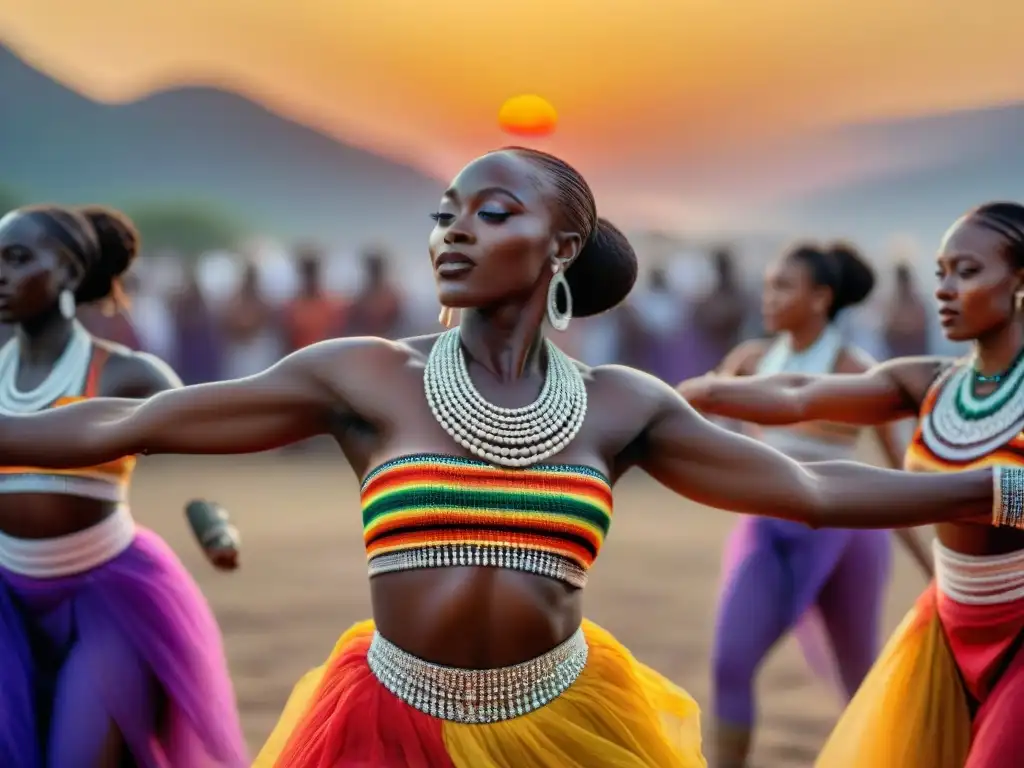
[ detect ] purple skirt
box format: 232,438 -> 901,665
0,527 -> 248,767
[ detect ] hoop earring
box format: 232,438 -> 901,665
438,306 -> 456,328
546,262 -> 572,331
58,289 -> 76,320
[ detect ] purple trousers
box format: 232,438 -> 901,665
0,528 -> 248,767
711,516 -> 892,727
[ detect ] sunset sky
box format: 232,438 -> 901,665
1,0 -> 1022,229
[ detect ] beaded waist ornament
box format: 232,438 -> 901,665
367,627 -> 589,723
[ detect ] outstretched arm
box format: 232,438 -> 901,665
633,373 -> 992,529
677,357 -> 942,426
0,339 -> 378,468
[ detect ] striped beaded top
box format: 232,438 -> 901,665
906,361 -> 1024,473
361,453 -> 614,589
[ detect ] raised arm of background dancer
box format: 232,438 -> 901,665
0,338 -> 385,467
676,356 -> 944,426
632,372 -> 992,529
871,419 -> 934,576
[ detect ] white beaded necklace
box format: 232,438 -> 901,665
424,328 -> 588,467
0,321 -> 92,414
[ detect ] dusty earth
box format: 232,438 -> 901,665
133,438 -> 928,768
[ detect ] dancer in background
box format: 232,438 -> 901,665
0,205 -> 246,766
681,202 -> 1024,767
697,241 -> 931,768
0,153 -> 1012,768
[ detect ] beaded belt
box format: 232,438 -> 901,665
934,538 -> 1024,605
0,503 -> 135,577
367,626 -> 589,723
367,544 -> 588,588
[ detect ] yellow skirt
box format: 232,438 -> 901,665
254,618 -> 706,767
815,586 -> 971,767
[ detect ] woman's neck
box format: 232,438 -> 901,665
456,292 -> 547,382
974,318 -> 1024,377
15,309 -> 77,368
786,317 -> 830,353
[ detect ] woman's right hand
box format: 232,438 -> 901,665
0,337 -> 391,468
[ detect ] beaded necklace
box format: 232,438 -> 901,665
423,328 -> 588,468
922,346 -> 1024,461
0,321 -> 92,415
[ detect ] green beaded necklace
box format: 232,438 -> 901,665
955,346 -> 1024,420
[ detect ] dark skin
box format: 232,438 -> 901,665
697,254 -> 931,768
0,214 -> 239,566
681,217 -> 1024,558
0,213 -> 238,766
714,255 -> 932,576
0,153 -> 997,674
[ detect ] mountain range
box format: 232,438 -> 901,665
0,46 -> 442,256
2,43 -> 1023,260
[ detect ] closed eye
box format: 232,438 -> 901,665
479,211 -> 512,223
429,212 -> 455,224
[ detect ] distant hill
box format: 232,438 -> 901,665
0,46 -> 443,255
771,104 -> 1024,249
2,43 -> 1023,260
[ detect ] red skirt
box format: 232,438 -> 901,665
816,583 -> 1024,767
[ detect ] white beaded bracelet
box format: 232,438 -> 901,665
993,466 -> 1024,529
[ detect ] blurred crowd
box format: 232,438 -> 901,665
0,238 -> 961,385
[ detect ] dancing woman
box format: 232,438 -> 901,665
0,205 -> 247,767
0,152 -> 1013,768
681,201 -> 1024,767
704,242 -> 930,768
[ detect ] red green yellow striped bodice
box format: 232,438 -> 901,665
361,453 -> 614,589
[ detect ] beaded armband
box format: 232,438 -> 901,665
993,467 -> 1024,529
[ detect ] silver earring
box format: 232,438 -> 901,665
58,289 -> 76,320
546,262 -> 572,331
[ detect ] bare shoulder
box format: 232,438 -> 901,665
583,363 -> 709,468
292,335 -> 424,386
585,363 -> 682,424
837,349 -> 956,406
95,340 -> 181,398
397,332 -> 443,361
719,337 -> 772,376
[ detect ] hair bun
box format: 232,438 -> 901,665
78,206 -> 138,278
565,218 -> 638,318
827,241 -> 875,313
74,206 -> 140,305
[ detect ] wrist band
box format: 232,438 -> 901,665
993,467 -> 1024,529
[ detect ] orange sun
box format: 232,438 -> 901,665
498,95 -> 558,137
